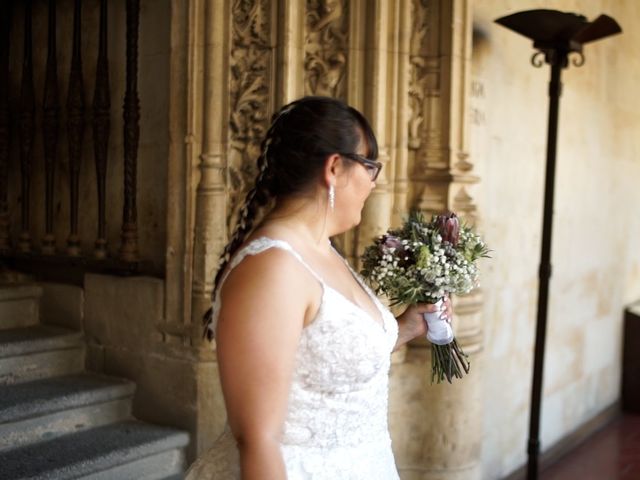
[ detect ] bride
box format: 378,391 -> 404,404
186,96 -> 451,479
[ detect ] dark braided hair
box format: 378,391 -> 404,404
203,96 -> 378,340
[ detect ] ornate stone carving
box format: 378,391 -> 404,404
408,0 -> 445,173
304,0 -> 348,98
408,0 -> 429,151
228,0 -> 273,230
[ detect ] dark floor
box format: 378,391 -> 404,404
541,413 -> 640,480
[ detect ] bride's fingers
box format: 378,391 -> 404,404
442,297 -> 453,321
416,303 -> 440,314
435,297 -> 448,320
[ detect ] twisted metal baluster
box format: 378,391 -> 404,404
42,0 -> 60,254
0,1 -> 12,252
120,0 -> 139,261
18,0 -> 35,253
93,0 -> 110,258
66,0 -> 85,256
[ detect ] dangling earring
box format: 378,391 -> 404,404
328,184 -> 335,211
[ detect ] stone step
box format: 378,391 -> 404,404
0,420 -> 190,480
0,373 -> 136,451
0,284 -> 42,330
0,326 -> 84,385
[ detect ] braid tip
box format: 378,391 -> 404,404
202,307 -> 214,341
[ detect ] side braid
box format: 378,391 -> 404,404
202,120 -> 281,340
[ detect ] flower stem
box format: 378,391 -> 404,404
430,339 -> 470,384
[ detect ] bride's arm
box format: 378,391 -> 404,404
393,297 -> 452,351
216,249 -> 313,480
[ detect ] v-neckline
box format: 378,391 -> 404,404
327,247 -> 387,331
323,284 -> 387,332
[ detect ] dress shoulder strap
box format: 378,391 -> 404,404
205,237 -> 324,339
228,237 -> 324,285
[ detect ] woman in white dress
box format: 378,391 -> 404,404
186,96 -> 451,479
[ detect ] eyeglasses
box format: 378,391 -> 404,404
341,153 -> 383,181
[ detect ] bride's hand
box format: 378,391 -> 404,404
397,296 -> 453,340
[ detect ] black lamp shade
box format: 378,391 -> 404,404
495,9 -> 621,52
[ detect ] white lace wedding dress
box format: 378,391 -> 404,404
185,237 -> 400,479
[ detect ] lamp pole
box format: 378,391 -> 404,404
528,48 -> 566,480
494,10 -> 621,480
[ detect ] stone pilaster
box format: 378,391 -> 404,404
390,1 -> 484,479
164,0 -> 232,456
355,0 -> 395,266
190,0 -> 232,346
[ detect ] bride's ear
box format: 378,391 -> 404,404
323,153 -> 346,187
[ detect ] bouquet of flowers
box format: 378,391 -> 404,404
361,211 -> 490,383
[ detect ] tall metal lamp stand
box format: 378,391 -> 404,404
494,9 -> 621,480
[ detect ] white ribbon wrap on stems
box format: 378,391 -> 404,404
423,298 -> 454,345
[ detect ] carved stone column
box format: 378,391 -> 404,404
391,0 -> 413,228
166,0 -> 278,456
356,0 -> 401,266
164,0 -> 204,340
189,0 -> 232,344
274,0 -> 305,106
389,1 -> 483,479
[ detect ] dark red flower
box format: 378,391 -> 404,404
436,212 -> 460,246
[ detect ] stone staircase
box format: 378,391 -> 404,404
0,283 -> 189,479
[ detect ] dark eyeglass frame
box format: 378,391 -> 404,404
340,153 -> 383,181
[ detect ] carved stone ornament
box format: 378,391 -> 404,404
408,0 -> 445,173
408,0 -> 429,151
304,0 -> 348,98
228,0 -> 272,231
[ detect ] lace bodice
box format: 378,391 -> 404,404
188,237 -> 400,479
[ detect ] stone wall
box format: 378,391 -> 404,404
470,1 -> 640,478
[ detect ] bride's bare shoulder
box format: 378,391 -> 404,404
220,241 -> 309,297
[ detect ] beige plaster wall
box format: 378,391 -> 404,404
6,0 -> 169,269
470,1 -> 640,477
